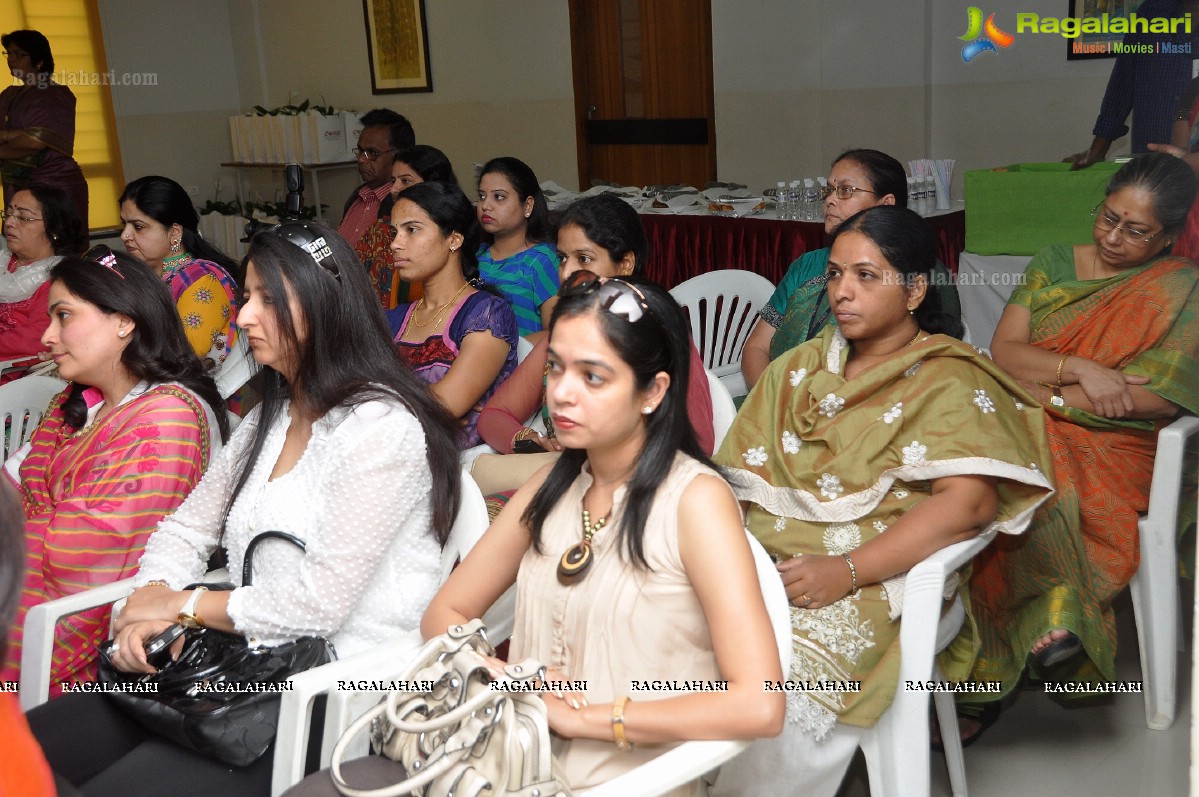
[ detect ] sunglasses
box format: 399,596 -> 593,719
559,270 -> 651,324
256,221 -> 341,281
84,244 -> 125,280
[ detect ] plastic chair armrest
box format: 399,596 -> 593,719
19,577 -> 138,710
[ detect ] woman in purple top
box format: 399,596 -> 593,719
387,181 -> 518,448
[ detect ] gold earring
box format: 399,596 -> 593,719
170,240 -> 181,254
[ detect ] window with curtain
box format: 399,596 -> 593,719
1,0 -> 124,232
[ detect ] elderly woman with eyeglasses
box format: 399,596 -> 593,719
958,153 -> 1199,739
741,149 -> 961,390
0,183 -> 81,364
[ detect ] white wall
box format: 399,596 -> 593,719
98,0 -> 245,206
96,0 -> 1130,214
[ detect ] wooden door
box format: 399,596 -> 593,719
569,0 -> 716,189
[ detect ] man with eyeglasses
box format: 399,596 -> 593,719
338,109 -> 415,305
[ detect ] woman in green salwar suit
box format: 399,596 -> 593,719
710,206 -> 1054,797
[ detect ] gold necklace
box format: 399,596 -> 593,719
558,507 -> 609,583
907,328 -> 924,346
407,282 -> 470,330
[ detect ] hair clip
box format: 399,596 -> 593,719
83,245 -> 125,280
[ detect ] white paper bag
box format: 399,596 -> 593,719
305,110 -> 345,163
341,110 -> 363,160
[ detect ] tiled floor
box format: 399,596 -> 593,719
835,591 -> 1192,796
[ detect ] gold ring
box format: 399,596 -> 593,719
799,594 -> 812,607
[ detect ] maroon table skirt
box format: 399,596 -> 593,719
640,210 -> 965,289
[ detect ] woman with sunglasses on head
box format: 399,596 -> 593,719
958,153 -> 1199,738
710,206 -> 1052,796
388,181 -> 518,448
1,248 -> 228,691
119,175 -> 240,371
741,149 -> 961,390
0,183 -> 82,366
477,194 -> 715,502
291,274 -> 783,796
26,222 -> 462,796
476,156 -> 559,336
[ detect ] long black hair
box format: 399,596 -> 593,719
476,157 -> 551,244
230,221 -> 461,543
50,252 -> 230,441
394,181 -> 501,298
555,194 -> 649,275
522,276 -> 710,569
1105,152 -> 1198,244
831,206 -> 963,339
119,176 -> 243,285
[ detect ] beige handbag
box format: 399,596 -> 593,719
331,620 -> 571,797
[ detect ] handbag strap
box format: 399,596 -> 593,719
241,530 -> 306,586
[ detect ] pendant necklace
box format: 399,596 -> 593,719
558,507 -> 608,583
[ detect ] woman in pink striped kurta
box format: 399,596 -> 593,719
1,249 -> 226,691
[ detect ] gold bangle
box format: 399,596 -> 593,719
842,553 -> 858,594
612,695 -> 633,751
1055,355 -> 1067,387
145,580 -> 169,588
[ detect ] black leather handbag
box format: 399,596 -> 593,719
97,531 -> 336,767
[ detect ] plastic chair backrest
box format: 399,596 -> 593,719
0,375 -> 66,462
670,270 -> 774,397
215,336 -> 254,400
705,368 -> 736,454
440,469 -> 490,583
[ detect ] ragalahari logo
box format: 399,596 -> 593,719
959,6 -> 1015,62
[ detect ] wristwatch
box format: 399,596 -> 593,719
177,586 -> 208,629
1050,386 -> 1066,408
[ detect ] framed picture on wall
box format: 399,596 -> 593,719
1065,0 -> 1137,60
363,0 -> 433,93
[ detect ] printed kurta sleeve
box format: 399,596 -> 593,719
174,272 -> 235,365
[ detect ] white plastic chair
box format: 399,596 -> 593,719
1129,414 -> 1199,730
670,270 -> 775,399
575,533 -> 791,797
705,368 -> 736,454
856,533 -> 992,797
0,374 -> 66,462
272,469 -> 496,795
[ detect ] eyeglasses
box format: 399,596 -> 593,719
1,207 -> 42,224
352,147 -> 397,161
1090,203 -> 1161,245
259,221 -> 341,281
559,269 -> 650,324
819,184 -> 877,201
84,244 -> 126,280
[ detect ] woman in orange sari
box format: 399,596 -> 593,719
964,154 -> 1199,721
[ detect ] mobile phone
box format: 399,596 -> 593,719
513,438 -> 545,454
144,623 -> 186,668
